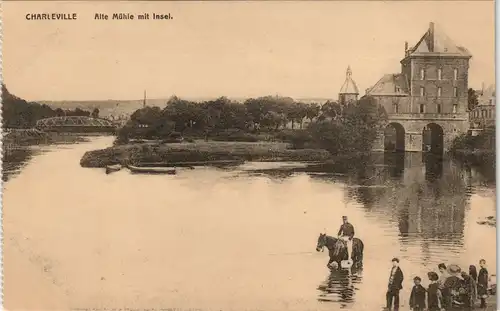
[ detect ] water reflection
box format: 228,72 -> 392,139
423,153 -> 443,181
384,152 -> 405,179
240,152 -> 489,305
3,139 -> 495,311
341,153 -> 468,246
2,147 -> 38,182
317,266 -> 363,305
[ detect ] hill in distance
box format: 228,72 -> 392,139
40,97 -> 333,118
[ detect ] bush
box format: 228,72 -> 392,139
450,128 -> 496,153
211,129 -> 260,142
273,129 -> 312,149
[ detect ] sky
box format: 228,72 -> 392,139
3,1 -> 496,101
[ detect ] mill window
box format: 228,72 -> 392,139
437,68 -> 442,80
420,68 -> 426,80
420,104 -> 425,113
453,87 -> 458,97
454,69 -> 458,80
437,104 -> 441,113
420,87 -> 425,97
437,87 -> 442,97
393,103 -> 399,113
453,104 -> 458,113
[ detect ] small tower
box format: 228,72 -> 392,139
339,66 -> 359,105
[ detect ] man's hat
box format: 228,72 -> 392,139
448,264 -> 461,274
342,216 -> 348,219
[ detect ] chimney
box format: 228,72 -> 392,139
404,41 -> 408,56
428,22 -> 435,52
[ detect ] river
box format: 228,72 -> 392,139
3,136 -> 497,311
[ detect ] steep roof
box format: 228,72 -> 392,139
366,73 -> 409,96
406,22 -> 471,57
339,66 -> 359,95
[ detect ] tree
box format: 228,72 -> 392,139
163,97 -> 204,132
286,102 -> 308,129
468,88 -> 479,111
91,108 -> 100,118
321,101 -> 342,121
305,103 -> 321,122
2,84 -> 60,128
130,106 -> 163,125
55,108 -> 65,117
307,97 -> 387,156
122,106 -> 173,139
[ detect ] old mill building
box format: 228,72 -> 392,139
365,22 -> 472,153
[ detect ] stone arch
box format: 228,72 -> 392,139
422,123 -> 444,154
384,122 -> 405,152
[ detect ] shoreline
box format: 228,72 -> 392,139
80,140 -> 332,168
79,139 -> 498,169
3,130 -> 92,147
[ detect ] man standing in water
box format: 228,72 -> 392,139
337,216 -> 355,264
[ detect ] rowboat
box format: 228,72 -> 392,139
105,164 -> 122,174
127,165 -> 177,175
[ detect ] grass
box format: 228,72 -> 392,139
80,139 -> 331,168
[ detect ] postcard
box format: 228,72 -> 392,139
2,1 -> 496,310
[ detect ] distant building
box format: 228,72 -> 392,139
365,22 -> 472,153
338,66 -> 359,105
469,84 -> 495,135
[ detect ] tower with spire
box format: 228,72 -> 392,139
338,66 -> 359,105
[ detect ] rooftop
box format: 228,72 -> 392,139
365,74 -> 409,96
405,22 -> 472,58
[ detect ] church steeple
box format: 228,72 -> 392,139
346,66 -> 352,79
339,65 -> 359,104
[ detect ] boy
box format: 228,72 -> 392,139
409,276 -> 426,311
386,257 -> 404,310
410,276 -> 426,311
478,259 -> 489,308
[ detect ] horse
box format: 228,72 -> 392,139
316,233 -> 364,269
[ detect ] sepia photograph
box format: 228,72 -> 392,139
2,1 -> 496,311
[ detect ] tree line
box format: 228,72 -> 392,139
118,95 -> 388,155
2,84 -> 99,128
122,95 -> 382,132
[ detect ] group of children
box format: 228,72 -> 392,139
409,259 -> 490,311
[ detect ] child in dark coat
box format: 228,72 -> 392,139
427,272 -> 444,311
478,259 -> 489,308
409,276 -> 426,311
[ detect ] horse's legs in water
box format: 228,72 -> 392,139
327,257 -> 334,268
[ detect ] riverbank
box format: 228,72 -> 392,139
80,140 -> 332,167
3,129 -> 91,147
